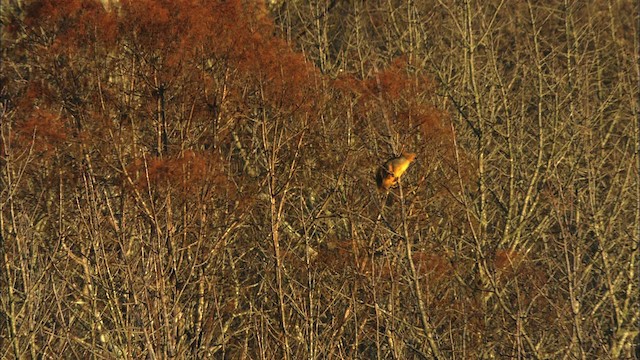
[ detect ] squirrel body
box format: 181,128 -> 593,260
375,152 -> 416,191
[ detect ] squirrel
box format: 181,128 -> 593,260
375,152 -> 416,191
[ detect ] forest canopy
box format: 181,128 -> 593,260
1,0 -> 638,359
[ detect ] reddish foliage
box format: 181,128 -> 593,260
494,249 -> 521,272
16,81 -> 55,110
118,0 -> 174,48
116,0 -> 319,115
412,251 -> 453,285
24,0 -> 117,53
316,239 -> 359,272
118,0 -> 245,63
413,106 -> 451,142
331,57 -> 445,148
493,249 -> 552,314
367,57 -> 414,101
15,109 -> 68,155
127,151 -> 231,197
223,18 -> 319,113
332,72 -> 366,95
358,57 -> 433,103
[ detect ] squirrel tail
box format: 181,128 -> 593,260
375,167 -> 395,191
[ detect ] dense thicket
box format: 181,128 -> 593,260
1,0 -> 637,359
